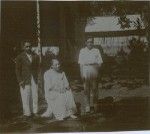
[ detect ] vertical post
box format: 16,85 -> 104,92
36,0 -> 43,98
36,0 -> 42,62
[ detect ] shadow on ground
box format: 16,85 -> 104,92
0,97 -> 150,132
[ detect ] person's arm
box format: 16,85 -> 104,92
78,49 -> 85,72
96,49 -> 103,67
34,53 -> 40,71
78,49 -> 86,78
78,49 -> 84,65
44,72 -> 51,101
15,56 -> 24,87
63,72 -> 70,90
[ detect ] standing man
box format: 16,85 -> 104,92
78,38 -> 103,114
15,41 -> 39,119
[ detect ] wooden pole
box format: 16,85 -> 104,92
36,0 -> 43,98
36,0 -> 42,62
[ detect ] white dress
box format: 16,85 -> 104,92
43,69 -> 76,119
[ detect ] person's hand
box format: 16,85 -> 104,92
66,87 -> 70,90
84,63 -> 96,65
60,90 -> 66,94
49,88 -> 52,91
19,81 -> 25,89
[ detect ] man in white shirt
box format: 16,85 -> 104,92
78,38 -> 103,113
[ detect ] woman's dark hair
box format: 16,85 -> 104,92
51,58 -> 61,66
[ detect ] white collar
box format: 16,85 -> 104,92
85,47 -> 94,51
26,52 -> 32,57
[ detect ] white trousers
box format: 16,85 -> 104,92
80,65 -> 99,80
20,76 -> 38,116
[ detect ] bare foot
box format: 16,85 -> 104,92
56,117 -> 64,121
70,115 -> 77,119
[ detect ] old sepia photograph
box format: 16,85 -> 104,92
0,0 -> 150,133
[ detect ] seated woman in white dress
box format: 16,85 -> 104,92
41,58 -> 77,120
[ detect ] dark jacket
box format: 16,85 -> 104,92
15,52 -> 39,85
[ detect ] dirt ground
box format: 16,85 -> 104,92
0,80 -> 150,133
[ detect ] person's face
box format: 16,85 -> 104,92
52,59 -> 60,72
52,47 -> 59,56
86,40 -> 93,50
24,42 -> 32,54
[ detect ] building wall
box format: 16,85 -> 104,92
94,36 -> 147,56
